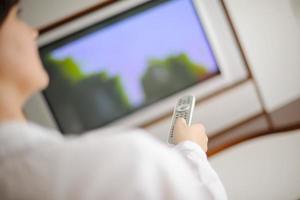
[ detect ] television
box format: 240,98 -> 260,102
24,0 -> 248,134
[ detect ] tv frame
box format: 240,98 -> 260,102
24,0 -> 248,132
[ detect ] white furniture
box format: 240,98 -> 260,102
224,0 -> 300,112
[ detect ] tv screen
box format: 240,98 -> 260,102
40,0 -> 220,133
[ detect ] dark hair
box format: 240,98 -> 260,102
0,0 -> 19,25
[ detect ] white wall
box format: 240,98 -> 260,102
209,129 -> 300,200
224,0 -> 300,112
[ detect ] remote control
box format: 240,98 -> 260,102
168,95 -> 195,144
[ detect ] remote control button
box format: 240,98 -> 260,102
177,105 -> 190,112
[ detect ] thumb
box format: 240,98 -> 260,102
174,118 -> 187,131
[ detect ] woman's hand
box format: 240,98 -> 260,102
173,118 -> 208,152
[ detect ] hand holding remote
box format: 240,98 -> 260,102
173,118 -> 208,152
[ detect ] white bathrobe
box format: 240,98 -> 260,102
0,122 -> 227,200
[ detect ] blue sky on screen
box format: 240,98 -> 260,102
51,0 -> 218,107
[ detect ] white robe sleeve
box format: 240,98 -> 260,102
73,132 -> 228,200
174,141 -> 228,199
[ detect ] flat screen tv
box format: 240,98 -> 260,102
24,0 -> 248,134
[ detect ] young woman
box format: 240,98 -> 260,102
0,0 -> 227,199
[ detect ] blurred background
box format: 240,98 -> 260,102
20,0 -> 300,199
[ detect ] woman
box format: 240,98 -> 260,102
0,0 -> 227,199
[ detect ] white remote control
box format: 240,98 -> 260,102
168,95 -> 195,144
